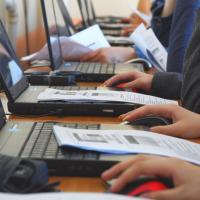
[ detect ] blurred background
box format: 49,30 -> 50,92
0,0 -> 141,67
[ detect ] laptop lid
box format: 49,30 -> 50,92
0,21 -> 28,102
77,0 -> 91,27
57,0 -> 77,35
0,99 -> 6,130
40,0 -> 70,70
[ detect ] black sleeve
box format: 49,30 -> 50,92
181,9 -> 200,113
151,72 -> 182,100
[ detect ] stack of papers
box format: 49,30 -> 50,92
53,126 -> 200,166
129,24 -> 168,71
21,25 -> 110,62
0,192 -> 147,200
37,88 -> 178,105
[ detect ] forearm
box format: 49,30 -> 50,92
161,0 -> 177,17
137,0 -> 151,15
151,72 -> 182,100
182,9 -> 200,114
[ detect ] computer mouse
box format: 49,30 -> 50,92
116,83 -> 138,93
126,116 -> 172,127
117,177 -> 174,197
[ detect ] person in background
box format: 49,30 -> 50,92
81,0 -> 200,74
104,9 -> 200,138
102,155 -> 200,200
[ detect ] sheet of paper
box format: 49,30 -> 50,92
37,88 -> 178,105
21,37 -> 92,62
21,25 -> 109,62
130,24 -> 168,71
53,126 -> 200,165
70,24 -> 110,50
0,192 -> 147,200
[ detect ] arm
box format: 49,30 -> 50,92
182,9 -> 200,114
151,0 -> 174,47
151,72 -> 182,100
137,0 -> 151,15
167,0 -> 200,73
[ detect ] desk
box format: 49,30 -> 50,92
10,112 -> 121,192
4,67 -> 200,193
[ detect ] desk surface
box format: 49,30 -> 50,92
4,67 -> 200,193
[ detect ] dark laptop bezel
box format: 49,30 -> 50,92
0,21 -> 29,102
40,0 -> 62,70
57,0 -> 77,35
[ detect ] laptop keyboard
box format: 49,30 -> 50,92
74,62 -> 115,74
20,122 -> 100,160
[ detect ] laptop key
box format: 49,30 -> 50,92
84,152 -> 99,160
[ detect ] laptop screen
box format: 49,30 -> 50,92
41,0 -> 73,70
0,43 -> 23,88
57,0 -> 77,35
0,21 -> 28,101
0,100 -> 6,130
77,0 -> 90,27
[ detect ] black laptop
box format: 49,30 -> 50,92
0,99 -> 145,176
0,28 -> 140,116
88,0 -> 125,24
77,0 -> 130,36
40,0 -> 143,83
57,0 -> 134,47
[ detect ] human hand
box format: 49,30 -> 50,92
103,71 -> 153,93
121,24 -> 140,36
80,47 -> 136,64
102,155 -> 200,200
120,104 -> 200,139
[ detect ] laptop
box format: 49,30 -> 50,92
0,27 -> 141,116
77,0 -> 127,37
88,0 -> 125,24
41,0 -> 143,83
57,0 -> 134,47
0,99 -> 145,176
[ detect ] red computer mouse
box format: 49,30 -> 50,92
116,83 -> 138,92
116,177 -> 174,197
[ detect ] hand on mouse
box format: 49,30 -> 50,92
102,155 -> 200,200
102,71 -> 153,93
120,104 -> 200,139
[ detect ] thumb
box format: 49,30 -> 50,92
124,79 -> 144,90
150,122 -> 183,137
142,188 -> 183,200
80,51 -> 98,61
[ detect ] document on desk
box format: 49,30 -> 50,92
53,126 -> 200,166
130,24 -> 168,71
21,25 -> 110,62
0,192 -> 147,200
37,88 -> 178,105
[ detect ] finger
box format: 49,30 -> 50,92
150,122 -> 185,138
143,187 -> 183,200
104,71 -> 142,87
80,50 -> 99,62
122,105 -> 175,122
110,157 -> 174,192
104,74 -> 133,87
123,79 -> 145,89
102,155 -> 153,181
